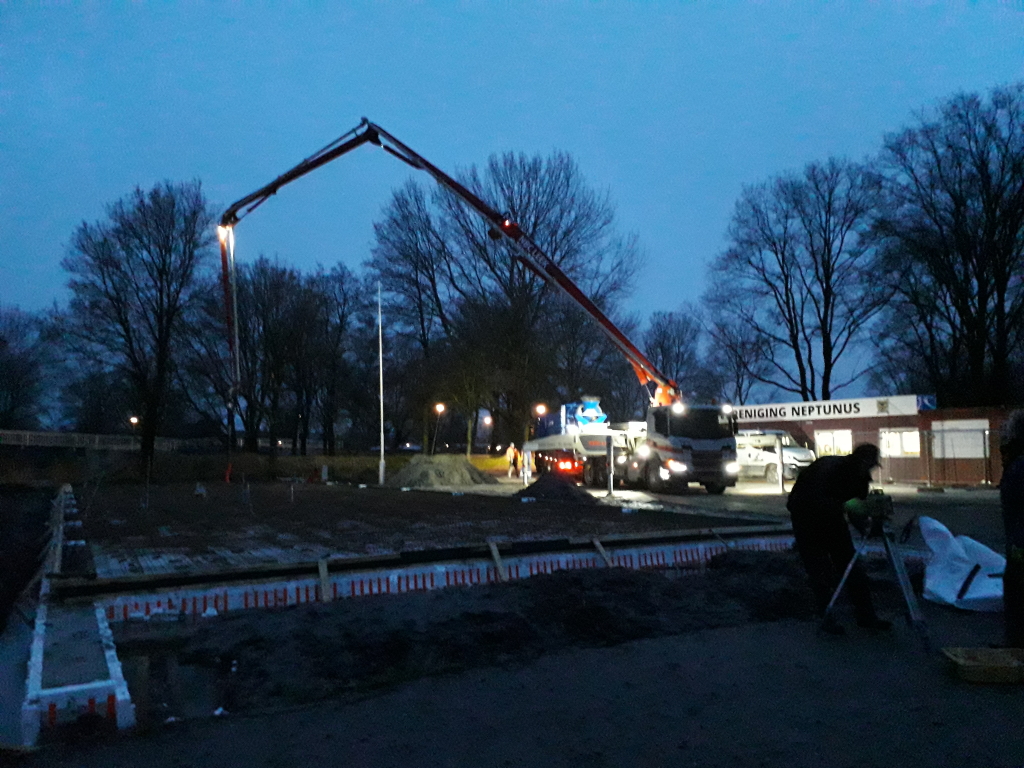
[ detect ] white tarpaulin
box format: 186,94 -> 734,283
919,516 -> 1004,612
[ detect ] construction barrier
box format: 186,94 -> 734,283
92,534 -> 798,623
20,487 -> 135,746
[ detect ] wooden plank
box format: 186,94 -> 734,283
487,542 -> 508,582
318,558 -> 332,601
592,538 -> 614,568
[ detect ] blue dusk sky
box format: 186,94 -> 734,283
2,2 -> 1023,320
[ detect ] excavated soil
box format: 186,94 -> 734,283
385,455 -> 498,488
512,473 -> 598,505
111,550 -> 919,723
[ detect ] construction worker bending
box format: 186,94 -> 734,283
786,443 -> 891,635
1000,411 -> 1024,648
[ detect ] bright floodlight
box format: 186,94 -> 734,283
129,416 -> 139,425
721,403 -> 734,414
671,402 -> 686,415
535,404 -> 547,416
483,415 -> 493,426
435,403 -> 445,414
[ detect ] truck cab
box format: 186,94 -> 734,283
735,429 -> 815,483
623,403 -> 740,494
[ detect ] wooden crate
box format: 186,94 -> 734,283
942,647 -> 1024,684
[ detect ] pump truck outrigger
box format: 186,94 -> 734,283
217,118 -> 739,493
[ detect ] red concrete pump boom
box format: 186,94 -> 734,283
218,118 -> 682,407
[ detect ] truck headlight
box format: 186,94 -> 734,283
636,444 -> 651,458
667,460 -> 687,473
725,461 -> 741,474
616,455 -> 627,465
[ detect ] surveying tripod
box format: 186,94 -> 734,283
821,490 -> 930,648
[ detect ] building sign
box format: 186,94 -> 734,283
735,395 -> 920,424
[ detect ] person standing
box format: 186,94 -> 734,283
999,411 -> 1024,648
506,443 -> 518,478
786,443 -> 891,634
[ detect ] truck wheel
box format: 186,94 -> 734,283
704,482 -> 726,495
766,464 -> 779,484
645,462 -> 663,493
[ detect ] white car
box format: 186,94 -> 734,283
735,430 -> 815,483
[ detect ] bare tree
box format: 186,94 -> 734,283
369,181 -> 454,355
176,277 -> 234,440
872,84 -> 1024,406
310,265 -> 365,455
707,158 -> 883,401
367,150 -> 641,444
702,313 -> 770,405
643,306 -> 704,394
231,258 -> 305,455
60,181 -> 214,463
0,307 -> 48,429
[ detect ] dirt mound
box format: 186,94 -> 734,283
513,473 -> 597,505
385,455 -> 498,488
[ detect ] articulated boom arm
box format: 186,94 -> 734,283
218,118 -> 681,406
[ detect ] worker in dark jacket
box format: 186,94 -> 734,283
1000,411 -> 1024,648
787,443 -> 890,634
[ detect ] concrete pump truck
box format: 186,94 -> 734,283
216,119 -> 740,494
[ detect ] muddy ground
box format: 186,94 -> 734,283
23,549 -> 1024,768
18,482 -> 1022,766
72,481 -> 769,578
108,551 -> 832,721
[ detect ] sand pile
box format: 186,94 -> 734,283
386,455 -> 498,488
513,473 -> 597,505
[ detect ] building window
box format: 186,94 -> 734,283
880,429 -> 921,457
814,429 -> 852,457
931,419 -> 989,459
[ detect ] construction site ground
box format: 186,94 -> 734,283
67,478 -> 775,580
8,478 -> 1022,766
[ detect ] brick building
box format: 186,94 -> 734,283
734,395 -> 1010,486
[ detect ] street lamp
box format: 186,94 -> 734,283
431,403 -> 445,455
129,416 -> 139,449
534,404 -> 547,417
480,414 -> 494,455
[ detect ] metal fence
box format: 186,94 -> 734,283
0,430 -> 187,452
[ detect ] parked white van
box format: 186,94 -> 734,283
735,429 -> 816,483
